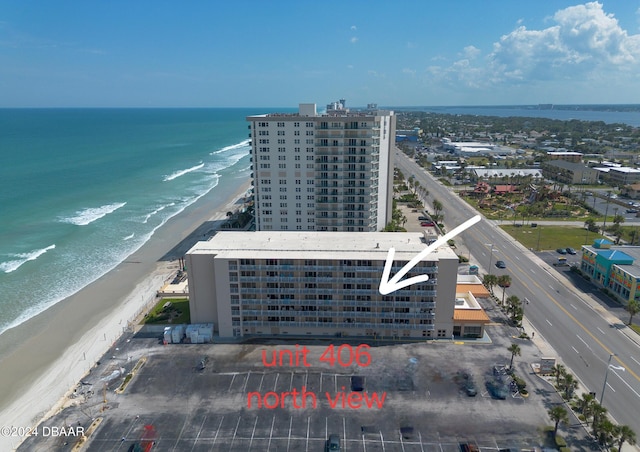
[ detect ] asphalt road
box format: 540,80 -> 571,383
396,151 -> 640,435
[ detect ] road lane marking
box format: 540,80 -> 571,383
572,346 -> 579,353
576,335 -> 591,349
548,284 -> 554,290
606,382 -> 616,392
597,327 -> 605,335
570,304 -> 577,310
613,370 -> 640,399
631,356 -> 640,366
546,319 -> 553,326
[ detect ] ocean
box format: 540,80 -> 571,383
0,108 -> 262,335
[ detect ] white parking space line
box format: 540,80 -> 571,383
289,372 -> 294,391
306,416 -> 310,452
273,373 -> 279,391
304,371 -> 308,389
320,372 -> 323,393
546,319 -> 553,326
190,415 -> 207,452
258,373 -> 265,392
419,431 -> 425,452
242,371 -> 251,393
380,431 -> 386,451
267,415 -> 275,451
212,416 -> 224,449
597,327 -> 605,335
287,416 -> 293,451
249,416 -> 258,450
343,417 -> 347,452
230,416 -> 241,449
228,373 -> 237,392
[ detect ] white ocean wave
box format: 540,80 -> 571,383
61,202 -> 127,226
0,244 -> 56,273
163,163 -> 204,182
210,139 -> 250,155
123,233 -> 135,241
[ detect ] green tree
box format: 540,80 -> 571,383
614,425 -> 636,452
626,299 -> 640,325
591,403 -> 608,436
548,405 -> 569,437
432,199 -> 443,217
552,364 -> 566,387
561,373 -> 578,400
497,274 -> 512,305
483,274 -> 498,295
507,343 -> 521,369
585,218 -> 599,232
578,392 -> 595,421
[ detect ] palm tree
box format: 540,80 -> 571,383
552,364 -> 566,387
591,403 -> 608,435
614,425 -> 636,452
548,405 -> 569,437
507,343 -> 521,369
626,299 -> 639,325
578,392 -> 595,421
596,418 -> 616,447
483,274 -> 498,295
432,199 -> 443,217
497,274 -> 512,305
562,373 -> 578,400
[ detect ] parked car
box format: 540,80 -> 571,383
325,434 -> 341,451
626,209 -> 638,214
420,221 -> 435,227
565,247 -> 576,255
495,260 -> 506,269
465,379 -> 477,397
556,248 -> 567,254
418,216 -> 429,221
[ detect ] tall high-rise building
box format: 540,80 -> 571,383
247,101 -> 395,232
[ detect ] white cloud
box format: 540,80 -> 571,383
423,1 -> 640,98
351,25 -> 357,31
350,36 -> 358,44
489,2 -> 640,83
402,68 -> 416,76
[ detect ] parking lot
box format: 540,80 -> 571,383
19,322 -> 582,452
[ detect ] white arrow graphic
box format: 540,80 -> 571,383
379,215 -> 482,295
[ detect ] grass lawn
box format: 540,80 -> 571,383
500,225 -> 604,251
144,297 -> 190,324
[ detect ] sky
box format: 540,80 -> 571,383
1,1 -> 640,108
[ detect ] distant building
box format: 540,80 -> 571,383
186,231 -> 459,339
247,102 -> 396,232
546,151 -> 583,163
541,160 -> 599,184
606,167 -> 640,186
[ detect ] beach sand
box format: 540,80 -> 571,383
0,176 -> 251,451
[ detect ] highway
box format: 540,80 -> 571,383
395,151 -> 640,434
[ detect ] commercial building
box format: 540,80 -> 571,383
581,239 -> 640,305
546,151 -> 583,163
247,101 -> 395,232
186,231 -> 459,339
541,160 -> 599,185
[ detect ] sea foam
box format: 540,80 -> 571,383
163,163 -> 204,182
61,202 -> 127,226
0,244 -> 56,273
210,139 -> 250,155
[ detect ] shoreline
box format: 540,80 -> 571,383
0,174 -> 251,451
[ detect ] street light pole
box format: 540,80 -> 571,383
603,191 -> 612,230
486,243 -> 495,275
600,353 -> 625,405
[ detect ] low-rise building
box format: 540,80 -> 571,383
581,239 -> 640,305
186,231 -> 459,339
541,160 -> 599,184
546,151 -> 583,163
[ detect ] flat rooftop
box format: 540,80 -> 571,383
188,231 -> 458,261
